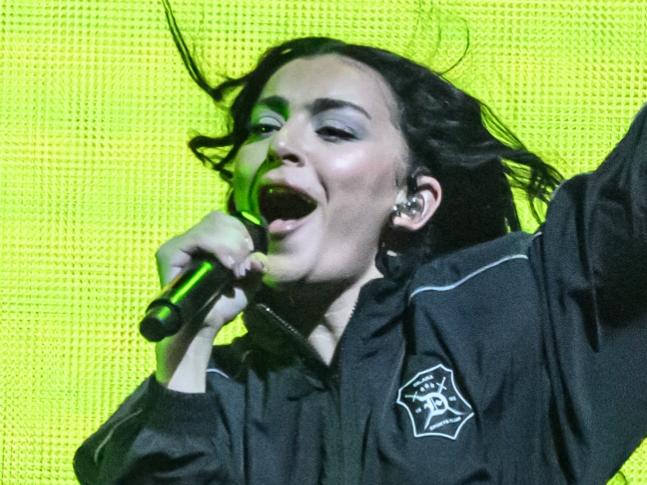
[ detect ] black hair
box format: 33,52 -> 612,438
161,0 -> 562,260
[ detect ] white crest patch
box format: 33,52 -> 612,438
396,363 -> 474,440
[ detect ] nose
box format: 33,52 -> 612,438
266,121 -> 304,167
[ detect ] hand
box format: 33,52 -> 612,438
153,211 -> 267,392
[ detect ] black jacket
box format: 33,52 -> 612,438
74,105 -> 647,484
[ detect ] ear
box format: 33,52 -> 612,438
390,175 -> 442,232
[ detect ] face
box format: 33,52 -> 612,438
232,54 -> 409,288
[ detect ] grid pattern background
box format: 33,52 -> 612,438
0,0 -> 645,483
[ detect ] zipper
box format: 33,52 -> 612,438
253,303 -> 327,368
255,301 -> 354,483
333,378 -> 346,485
254,302 -> 346,483
332,299 -> 361,485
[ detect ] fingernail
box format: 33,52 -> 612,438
238,263 -> 248,278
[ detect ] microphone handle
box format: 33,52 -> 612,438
139,211 -> 267,343
139,257 -> 231,342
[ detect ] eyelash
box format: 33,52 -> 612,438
248,123 -> 356,141
249,123 -> 278,135
316,126 -> 356,141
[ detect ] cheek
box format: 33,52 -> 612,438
326,148 -> 401,207
232,145 -> 266,211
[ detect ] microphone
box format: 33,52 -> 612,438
139,211 -> 268,342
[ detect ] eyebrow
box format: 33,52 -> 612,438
254,95 -> 372,120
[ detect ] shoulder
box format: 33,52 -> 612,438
408,231 -> 538,301
401,232 -> 546,408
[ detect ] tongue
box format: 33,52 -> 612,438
267,216 -> 309,235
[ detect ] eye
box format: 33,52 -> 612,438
250,123 -> 278,136
248,115 -> 282,137
316,125 -> 356,141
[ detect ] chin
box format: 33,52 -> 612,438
260,255 -> 306,289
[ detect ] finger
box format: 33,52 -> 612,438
156,213 -> 254,286
186,213 -> 255,264
155,239 -> 193,286
232,252 -> 269,280
247,252 -> 269,274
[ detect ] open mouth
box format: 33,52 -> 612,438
258,185 -> 317,225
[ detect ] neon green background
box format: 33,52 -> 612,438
1,1 -> 645,483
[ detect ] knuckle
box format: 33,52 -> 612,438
155,244 -> 171,262
201,210 -> 227,227
155,235 -> 182,260
154,212 -> 252,271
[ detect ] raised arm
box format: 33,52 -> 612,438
533,103 -> 647,482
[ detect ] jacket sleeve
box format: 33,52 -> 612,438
73,374 -> 240,484
534,103 -> 647,482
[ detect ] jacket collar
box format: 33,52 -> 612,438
242,270 -> 410,368
241,233 -> 534,366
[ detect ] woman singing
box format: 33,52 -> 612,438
74,8 -> 647,484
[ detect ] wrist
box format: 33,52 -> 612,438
155,325 -> 218,393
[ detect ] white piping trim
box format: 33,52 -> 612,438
93,408 -> 143,464
206,368 -> 231,379
409,254 -> 529,300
